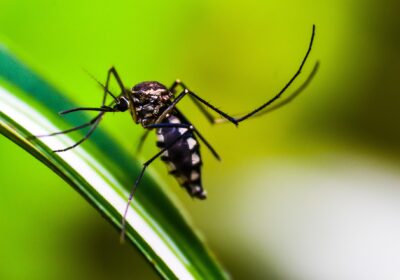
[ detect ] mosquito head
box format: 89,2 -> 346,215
113,96 -> 129,112
130,81 -> 173,126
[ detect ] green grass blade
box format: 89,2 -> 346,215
0,45 -> 228,280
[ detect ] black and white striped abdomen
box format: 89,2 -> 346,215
156,115 -> 206,199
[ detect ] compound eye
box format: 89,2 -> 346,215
115,97 -> 129,111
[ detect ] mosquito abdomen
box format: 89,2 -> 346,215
156,115 -> 206,199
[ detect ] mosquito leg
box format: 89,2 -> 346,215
234,25 -> 316,123
83,66 -> 126,108
106,67 -> 127,95
154,90 -> 189,123
120,129 -> 191,242
102,66 -> 127,105
103,68 -> 116,106
30,101 -> 116,143
155,88 -> 238,126
170,80 -> 238,125
53,112 -> 105,153
174,108 -> 220,160
185,90 -> 238,125
186,25 -> 315,125
31,68 -> 125,143
32,114 -> 102,139
59,106 -> 116,115
193,129 -> 220,160
169,80 -> 217,124
144,123 -> 192,129
244,61 -> 319,118
168,79 -> 182,94
213,61 -> 320,123
168,25 -> 316,125
83,69 -> 118,105
135,130 -> 150,155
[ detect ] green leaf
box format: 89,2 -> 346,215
0,44 -> 228,279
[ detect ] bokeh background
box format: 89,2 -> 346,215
1,0 -> 400,279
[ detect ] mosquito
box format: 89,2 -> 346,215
34,25 -> 317,241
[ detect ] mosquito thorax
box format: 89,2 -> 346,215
131,81 -> 173,126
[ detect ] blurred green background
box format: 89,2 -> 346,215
1,0 -> 400,279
